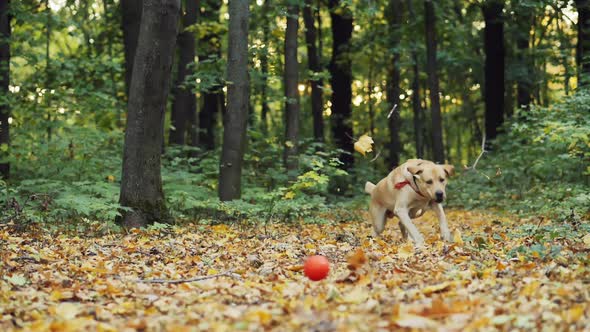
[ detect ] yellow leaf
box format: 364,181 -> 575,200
207,268 -> 219,275
563,304 -> 585,323
53,302 -> 81,320
422,282 -> 452,295
354,134 -> 374,156
284,191 -> 295,200
397,243 -> 414,259
582,233 -> 590,248
106,175 -> 115,182
453,229 -> 464,245
521,280 -> 540,297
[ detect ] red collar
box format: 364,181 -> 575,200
394,180 -> 426,197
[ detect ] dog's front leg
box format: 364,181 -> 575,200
431,202 -> 452,242
394,208 -> 424,246
369,201 -> 387,236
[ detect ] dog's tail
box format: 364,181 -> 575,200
364,181 -> 376,194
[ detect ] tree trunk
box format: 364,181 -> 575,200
303,0 -> 324,142
576,0 -> 590,85
169,0 -> 198,146
424,0 -> 445,163
117,0 -> 180,228
45,0 -> 52,142
0,0 -> 9,179
407,0 -> 423,159
284,4 -> 300,173
121,0 -> 142,97
515,5 -> 532,112
328,0 -> 354,168
219,0 -> 249,201
199,0 -> 224,151
386,0 -> 403,168
260,0 -> 271,134
482,1 -> 505,142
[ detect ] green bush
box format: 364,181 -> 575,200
448,90 -> 590,219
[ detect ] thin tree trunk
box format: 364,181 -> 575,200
199,0 -> 224,151
284,4 -> 300,173
0,0 -> 9,179
576,0 -> 590,85
102,0 -> 118,103
329,0 -> 354,168
386,0 -> 403,168
45,0 -> 52,142
170,0 -> 198,146
424,0 -> 444,163
303,0 -> 324,142
219,0 -> 249,201
118,0 -> 180,228
515,6 -> 532,112
260,0 -> 270,134
121,0 -> 142,97
407,0 -> 423,159
368,60 -> 375,137
482,0 -> 505,143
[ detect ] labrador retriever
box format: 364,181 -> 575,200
364,159 -> 455,246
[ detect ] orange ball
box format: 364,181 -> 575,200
304,255 -> 330,281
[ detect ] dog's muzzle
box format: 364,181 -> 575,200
435,191 -> 444,203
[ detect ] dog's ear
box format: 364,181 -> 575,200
442,164 -> 455,177
407,165 -> 423,177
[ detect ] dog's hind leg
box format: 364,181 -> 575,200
369,202 -> 387,236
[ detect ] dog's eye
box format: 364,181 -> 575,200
426,180 -> 433,185
440,178 -> 445,183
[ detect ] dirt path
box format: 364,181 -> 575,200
1,210 -> 589,331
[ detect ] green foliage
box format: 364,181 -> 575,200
449,90 -> 590,218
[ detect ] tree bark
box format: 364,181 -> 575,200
199,0 -> 224,151
407,0 -> 423,159
0,0 -> 9,179
303,0 -> 324,142
386,0 -> 403,168
576,0 -> 590,85
424,0 -> 445,163
170,0 -> 198,146
219,0 -> 249,201
117,0 -> 180,228
260,0 -> 271,133
328,0 -> 354,168
284,4 -> 300,173
121,0 -> 142,97
482,0 -> 505,142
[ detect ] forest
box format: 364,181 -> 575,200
0,0 -> 589,330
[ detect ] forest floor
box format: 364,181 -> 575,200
1,209 -> 589,331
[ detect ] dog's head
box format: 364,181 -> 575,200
407,163 -> 454,203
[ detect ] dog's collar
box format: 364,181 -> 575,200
394,180 -> 426,198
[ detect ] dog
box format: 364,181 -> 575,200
364,159 -> 455,246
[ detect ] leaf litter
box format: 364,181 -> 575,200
0,210 -> 589,331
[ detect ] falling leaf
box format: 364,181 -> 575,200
354,134 -> 374,156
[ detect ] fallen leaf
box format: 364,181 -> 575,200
392,313 -> 440,329
347,248 -> 367,270
422,282 -> 452,295
453,229 -> 464,245
4,274 -> 27,286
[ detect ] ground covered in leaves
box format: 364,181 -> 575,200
1,209 -> 589,331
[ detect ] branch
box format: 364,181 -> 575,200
118,270 -> 241,284
465,134 -> 491,180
